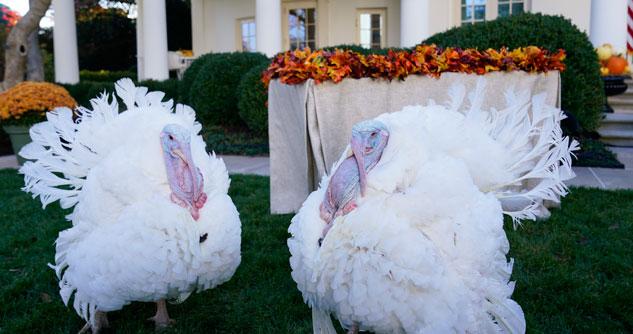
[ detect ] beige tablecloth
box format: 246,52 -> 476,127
268,72 -> 561,214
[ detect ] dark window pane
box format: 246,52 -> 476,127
512,2 -> 524,14
307,8 -> 315,23
498,0 -> 509,2
371,29 -> 380,45
308,40 -> 315,49
474,5 -> 485,19
498,3 -> 509,17
371,14 -> 380,29
462,6 -> 471,20
308,24 -> 315,41
461,0 -> 467,4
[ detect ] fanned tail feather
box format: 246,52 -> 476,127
18,78 -> 177,215
453,79 -> 578,227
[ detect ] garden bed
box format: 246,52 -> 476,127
0,171 -> 631,332
573,138 -> 624,168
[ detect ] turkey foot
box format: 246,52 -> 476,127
347,322 -> 359,334
78,311 -> 109,334
148,300 -> 175,331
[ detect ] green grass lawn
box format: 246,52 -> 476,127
0,170 -> 631,333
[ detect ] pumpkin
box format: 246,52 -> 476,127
606,56 -> 628,75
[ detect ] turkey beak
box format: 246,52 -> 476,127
351,135 -> 367,197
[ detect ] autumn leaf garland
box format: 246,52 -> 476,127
262,44 -> 566,87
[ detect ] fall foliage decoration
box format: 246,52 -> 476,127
262,44 -> 566,87
0,82 -> 77,126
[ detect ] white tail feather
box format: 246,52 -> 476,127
449,80 -> 578,227
18,78 -> 181,215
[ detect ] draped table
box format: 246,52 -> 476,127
268,71 -> 561,214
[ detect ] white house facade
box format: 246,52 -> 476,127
50,0 -> 629,83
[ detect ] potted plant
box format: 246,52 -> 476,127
596,43 -> 630,112
0,81 -> 76,164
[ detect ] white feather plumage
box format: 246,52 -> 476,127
19,79 -> 241,327
288,79 -> 577,333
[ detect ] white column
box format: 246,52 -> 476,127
256,0 -> 282,56
589,0 -> 627,53
400,0 -> 429,48
136,0 -> 145,81
142,0 -> 169,80
53,0 -> 79,84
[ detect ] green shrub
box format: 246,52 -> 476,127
237,63 -> 269,136
423,13 -> 604,132
189,52 -> 269,127
179,53 -> 215,104
79,69 -> 137,82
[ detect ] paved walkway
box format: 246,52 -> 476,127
2,147 -> 632,190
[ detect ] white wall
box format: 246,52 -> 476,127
192,0 -> 255,55
531,0 -> 592,32
192,0 -> 602,55
327,0 -> 401,47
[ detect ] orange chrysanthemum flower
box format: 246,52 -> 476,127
0,82 -> 76,125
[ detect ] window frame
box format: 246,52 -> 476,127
456,0 -> 530,26
497,0 -> 525,17
236,17 -> 256,52
355,8 -> 387,50
282,1 -> 318,50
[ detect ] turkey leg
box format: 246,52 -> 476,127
347,322 -> 359,334
148,299 -> 175,330
77,311 -> 109,334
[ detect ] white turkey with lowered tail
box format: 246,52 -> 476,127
19,79 -> 241,333
288,79 -> 578,333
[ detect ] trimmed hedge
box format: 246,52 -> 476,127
189,52 -> 269,127
237,63 -> 269,136
179,53 -> 215,104
61,79 -> 181,108
424,13 -> 604,132
79,70 -> 137,82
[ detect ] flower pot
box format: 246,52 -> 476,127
601,75 -> 629,113
3,125 -> 31,165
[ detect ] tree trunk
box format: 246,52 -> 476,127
3,0 -> 51,90
26,0 -> 45,82
26,31 -> 44,81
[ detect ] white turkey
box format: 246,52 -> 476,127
288,79 -> 578,333
19,79 -> 241,333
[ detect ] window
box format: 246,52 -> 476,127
239,18 -> 256,52
498,0 -> 524,17
461,0 -> 486,25
288,8 -> 316,49
358,9 -> 386,50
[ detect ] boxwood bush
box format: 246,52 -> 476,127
189,52 -> 269,127
424,13 -> 604,132
79,69 -> 137,82
237,63 -> 269,136
179,53 -> 215,104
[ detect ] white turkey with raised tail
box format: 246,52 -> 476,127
19,79 -> 241,333
288,79 -> 578,334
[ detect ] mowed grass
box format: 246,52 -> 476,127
0,169 -> 631,333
